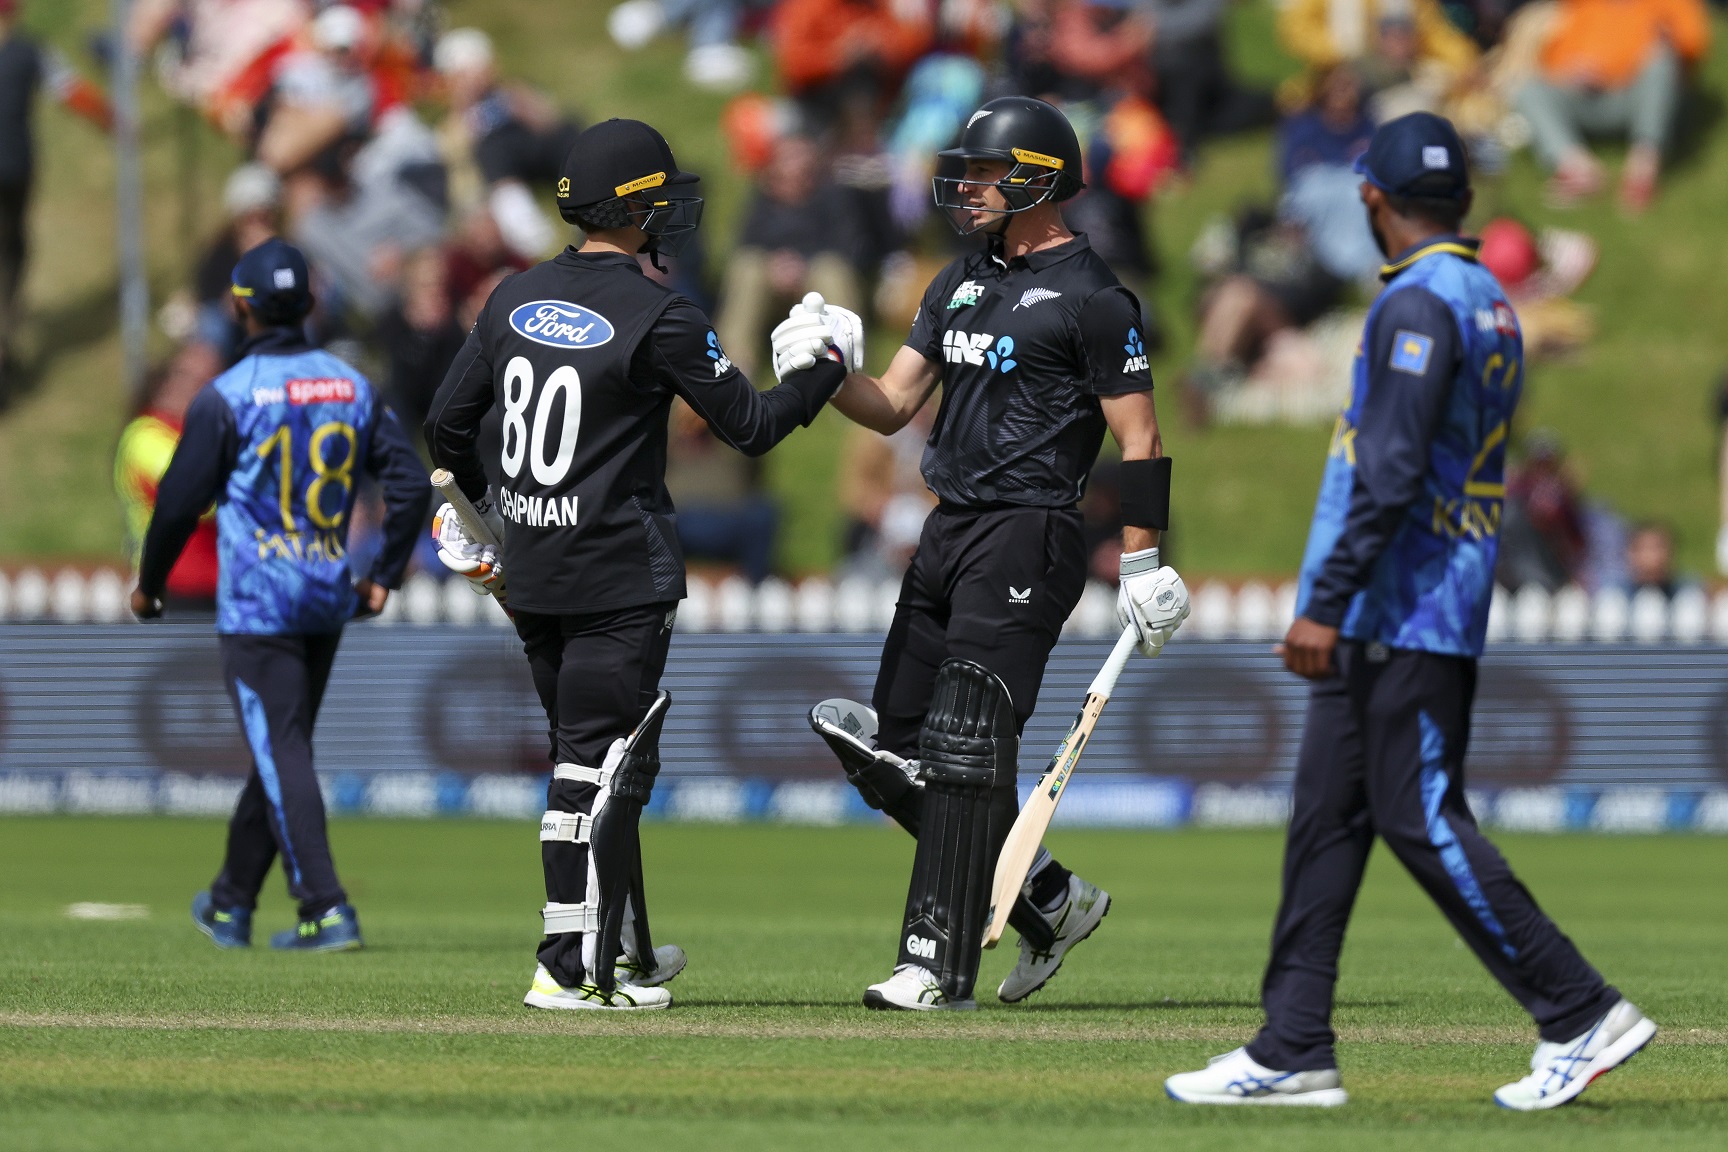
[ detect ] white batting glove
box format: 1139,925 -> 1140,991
433,497 -> 507,598
1116,548 -> 1190,657
815,295 -> 866,373
770,296 -> 832,382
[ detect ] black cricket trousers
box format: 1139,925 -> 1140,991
871,505 -> 1090,915
210,633 -> 348,920
873,505 -> 1089,757
1247,641 -> 1619,1071
514,602 -> 677,986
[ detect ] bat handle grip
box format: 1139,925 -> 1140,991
1087,626 -> 1139,700
430,468 -> 501,550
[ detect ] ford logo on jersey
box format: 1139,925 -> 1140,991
508,300 -> 616,349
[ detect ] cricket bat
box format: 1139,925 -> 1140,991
430,469 -> 501,549
982,624 -> 1139,949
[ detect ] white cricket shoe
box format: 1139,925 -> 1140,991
863,964 -> 977,1011
998,873 -> 1110,1003
1493,999 -> 1657,1111
523,963 -> 672,1011
615,944 -> 687,988
1165,1048 -> 1348,1106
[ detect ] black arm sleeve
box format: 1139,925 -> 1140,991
1305,286 -> 1460,626
423,320 -> 495,503
137,388 -> 236,599
646,300 -> 844,458
1077,285 -> 1154,396
364,396 -> 432,589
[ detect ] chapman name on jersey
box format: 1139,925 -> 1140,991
499,486 -> 579,528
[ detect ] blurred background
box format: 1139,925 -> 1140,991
1,0 -> 1727,829
0,0 -> 1722,596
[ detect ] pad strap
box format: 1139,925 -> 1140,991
554,762 -> 611,787
1119,456 -> 1172,531
539,811 -> 593,844
542,901 -> 598,935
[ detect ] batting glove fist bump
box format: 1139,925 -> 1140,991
433,495 -> 507,597
770,292 -> 865,380
1116,548 -> 1190,657
817,297 -> 866,373
770,299 -> 832,382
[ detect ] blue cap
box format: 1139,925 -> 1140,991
1353,112 -> 1469,200
231,238 -> 313,323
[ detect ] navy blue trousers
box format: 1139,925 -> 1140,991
1247,641 -> 1618,1071
209,633 -> 347,920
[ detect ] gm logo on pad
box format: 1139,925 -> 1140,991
508,300 -> 616,350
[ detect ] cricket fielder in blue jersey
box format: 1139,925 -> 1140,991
133,239 -> 429,952
1166,115 -> 1655,1111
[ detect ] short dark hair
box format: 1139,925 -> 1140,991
1382,191 -> 1468,232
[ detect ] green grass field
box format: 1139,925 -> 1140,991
3,5 -> 1727,578
0,817 -> 1723,1150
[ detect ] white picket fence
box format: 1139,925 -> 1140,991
4,566 -> 1727,643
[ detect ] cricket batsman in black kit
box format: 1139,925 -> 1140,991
788,97 -> 1192,1010
425,119 -> 849,1010
1165,114 -> 1654,1109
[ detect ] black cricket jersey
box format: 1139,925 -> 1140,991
906,232 -> 1153,509
425,247 -> 842,615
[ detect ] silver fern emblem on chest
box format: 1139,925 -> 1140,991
1014,288 -> 1062,310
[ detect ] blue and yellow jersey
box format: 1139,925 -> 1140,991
136,330 -> 431,635
212,347 -> 380,633
1296,237 -> 1522,658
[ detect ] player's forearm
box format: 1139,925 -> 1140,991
423,336 -> 494,502
1307,439 -> 1434,621
683,360 -> 846,457
1102,391 -> 1164,552
829,346 -> 939,435
137,397 -> 234,597
367,408 -> 433,590
828,373 -> 908,435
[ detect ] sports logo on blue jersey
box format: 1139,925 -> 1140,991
508,300 -> 616,349
1389,330 -> 1435,375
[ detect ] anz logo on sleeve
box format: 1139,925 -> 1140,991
943,330 -> 1018,373
508,300 -> 616,350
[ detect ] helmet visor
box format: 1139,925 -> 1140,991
931,160 -> 1064,237
626,192 -> 704,256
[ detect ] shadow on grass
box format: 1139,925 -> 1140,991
1667,84 -> 1726,174
1,278 -> 122,412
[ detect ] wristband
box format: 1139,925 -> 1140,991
1119,547 -> 1160,577
1119,456 -> 1172,530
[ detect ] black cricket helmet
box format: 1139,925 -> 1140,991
557,118 -> 704,262
933,96 -> 1085,236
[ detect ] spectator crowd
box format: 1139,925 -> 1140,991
0,0 -> 1716,594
